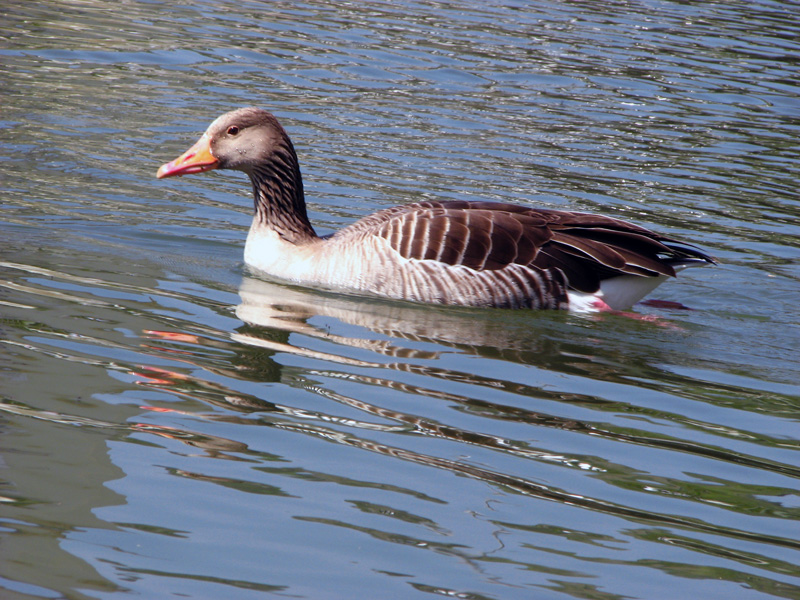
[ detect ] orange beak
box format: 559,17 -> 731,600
156,134 -> 220,179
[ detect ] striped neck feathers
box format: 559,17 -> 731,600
248,139 -> 317,244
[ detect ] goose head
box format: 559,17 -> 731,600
156,107 -> 314,241
156,107 -> 291,179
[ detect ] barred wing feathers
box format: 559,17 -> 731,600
339,200 -> 713,297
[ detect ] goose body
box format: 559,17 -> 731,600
157,107 -> 715,311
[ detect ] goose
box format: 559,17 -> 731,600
157,107 -> 715,311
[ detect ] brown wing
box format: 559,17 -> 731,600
339,200 -> 715,294
531,211 -> 716,292
369,205 -> 551,270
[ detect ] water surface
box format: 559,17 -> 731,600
2,2 -> 800,599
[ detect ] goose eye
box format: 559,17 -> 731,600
227,126 -> 240,136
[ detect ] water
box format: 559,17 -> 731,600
2,1 -> 799,599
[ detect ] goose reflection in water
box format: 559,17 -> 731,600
235,274 -> 588,364
232,274 -> 682,381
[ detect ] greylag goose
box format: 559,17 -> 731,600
157,107 -> 715,311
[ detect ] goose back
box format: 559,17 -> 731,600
324,200 -> 712,307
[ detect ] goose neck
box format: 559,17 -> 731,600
249,159 -> 317,244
